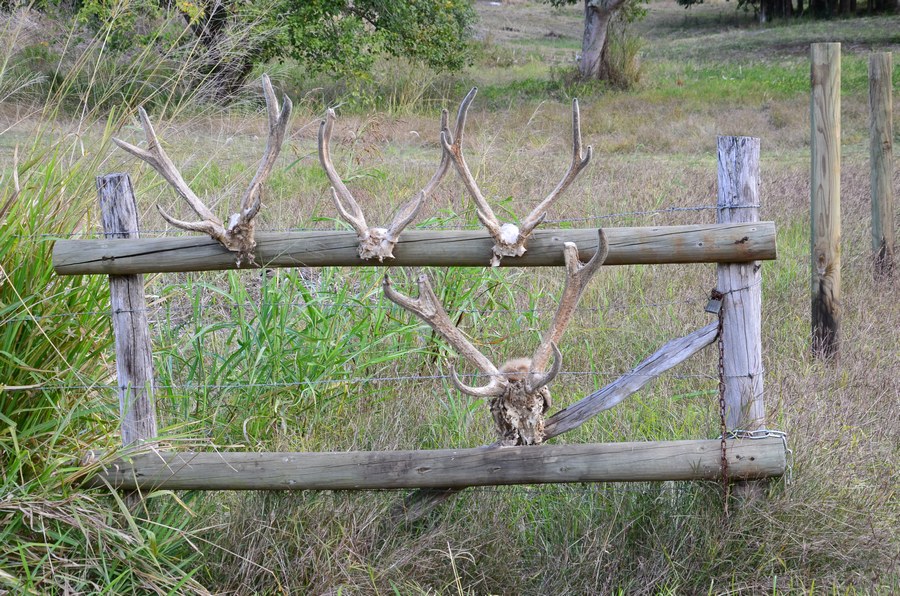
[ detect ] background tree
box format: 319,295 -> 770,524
22,0 -> 477,100
548,0 -> 646,82
168,0 -> 478,96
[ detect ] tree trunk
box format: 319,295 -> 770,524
811,0 -> 829,17
180,0 -> 258,100
579,0 -> 626,80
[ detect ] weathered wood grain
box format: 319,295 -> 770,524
53,224 -> 777,275
869,52 -> 894,278
716,136 -> 765,430
544,322 -> 718,439
99,173 -> 157,445
84,438 -> 786,491
811,43 -> 842,358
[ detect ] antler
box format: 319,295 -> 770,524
442,87 -> 593,266
113,75 -> 292,267
384,234 -> 607,446
383,273 -> 507,397
528,229 -> 609,391
319,109 -> 454,261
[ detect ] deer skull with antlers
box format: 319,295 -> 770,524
384,229 -> 609,446
113,75 -> 292,267
442,87 -> 593,266
319,105 -> 466,261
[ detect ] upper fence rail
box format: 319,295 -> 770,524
53,223 -> 777,275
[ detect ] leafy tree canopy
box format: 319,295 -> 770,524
545,0 -> 648,25
8,0 -> 477,95
274,0 -> 477,79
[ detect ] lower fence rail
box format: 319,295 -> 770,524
83,437 -> 786,491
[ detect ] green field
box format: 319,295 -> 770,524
1,1 -> 898,593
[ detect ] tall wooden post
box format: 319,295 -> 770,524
810,43 -> 841,359
98,174 -> 157,446
716,136 -> 764,431
869,52 -> 894,278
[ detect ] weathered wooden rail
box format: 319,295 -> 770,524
86,437 -> 785,491
53,223 -> 776,275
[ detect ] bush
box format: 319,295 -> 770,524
604,19 -> 645,90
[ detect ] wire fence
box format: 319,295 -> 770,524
0,296 -> 709,325
10,370 -> 721,393
6,203 -> 764,239
4,202 -> 757,398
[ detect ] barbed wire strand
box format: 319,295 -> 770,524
6,204 -> 764,239
0,296 -> 707,325
6,370 -> 720,393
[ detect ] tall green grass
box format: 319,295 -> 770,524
0,126 -> 212,593
0,6 -> 280,593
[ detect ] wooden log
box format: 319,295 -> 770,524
716,136 -> 765,430
545,322 -> 718,439
869,52 -> 894,278
84,438 -> 786,491
810,43 -> 842,358
52,223 -> 778,276
98,174 -> 157,445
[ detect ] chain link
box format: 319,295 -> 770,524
711,288 -> 730,513
726,429 -> 792,486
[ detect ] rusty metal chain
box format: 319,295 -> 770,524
710,288 -> 730,513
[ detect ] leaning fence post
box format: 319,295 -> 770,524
810,42 -> 841,358
716,136 -> 765,432
869,52 -> 894,278
98,173 -> 157,446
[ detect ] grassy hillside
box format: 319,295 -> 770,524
1,1 -> 898,593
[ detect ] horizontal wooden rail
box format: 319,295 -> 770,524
54,223 -> 776,275
84,437 -> 785,491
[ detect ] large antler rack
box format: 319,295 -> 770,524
113,75 -> 292,267
442,87 -> 593,266
319,106 -> 461,261
383,229 -> 608,446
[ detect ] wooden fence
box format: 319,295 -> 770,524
60,135 -> 784,494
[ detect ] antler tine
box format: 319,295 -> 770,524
383,273 -> 507,398
239,74 -> 293,220
526,342 -> 562,394
440,87 -> 503,238
531,228 -> 609,373
384,191 -> 426,245
319,108 -> 368,236
420,108 -> 451,198
383,108 -> 452,245
113,107 -> 221,227
519,98 -> 593,237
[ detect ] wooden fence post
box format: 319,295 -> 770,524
98,173 -> 157,446
869,52 -> 894,278
810,42 -> 841,358
716,136 -> 765,431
